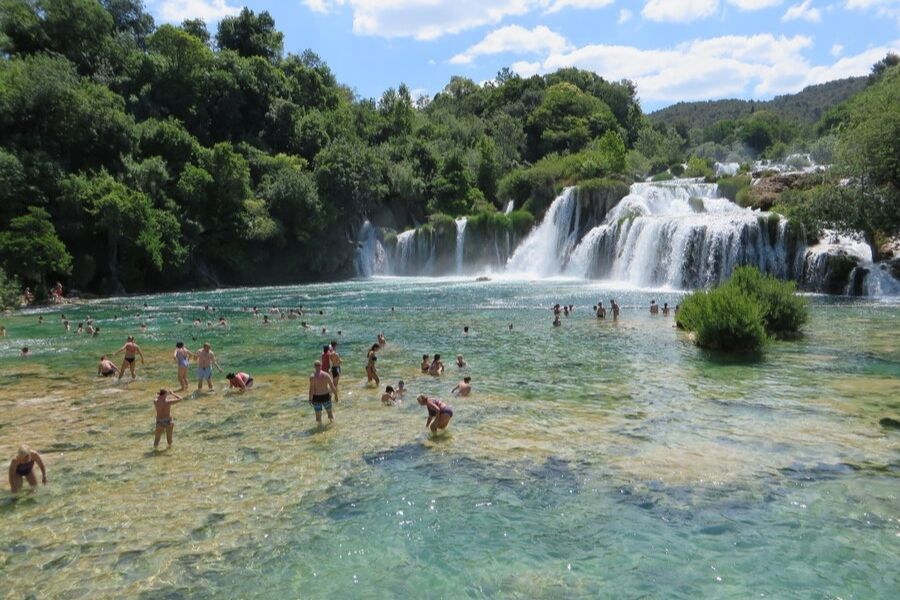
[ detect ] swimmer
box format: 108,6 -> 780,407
321,344 -> 332,377
417,395 -> 453,433
421,354 -> 431,373
153,389 -> 183,449
217,317 -> 228,328
377,332 -> 386,348
381,385 -> 396,405
97,355 -> 118,377
173,342 -> 193,392
596,302 -> 606,319
329,341 -> 343,387
456,354 -> 467,368
92,327 -> 100,337
196,342 -> 223,391
226,372 -> 253,393
366,344 -> 380,386
86,324 -> 95,335
463,326 -> 469,336
508,323 -> 513,331
300,321 -> 310,329
662,302 -> 670,316
115,336 -> 144,380
76,323 -> 84,334
611,299 -> 620,320
428,354 -> 444,376
63,319 -> 70,332
396,380 -> 406,396
9,445 -> 47,493
0,326 -> 5,336
263,315 -> 270,325
20,347 -> 30,357
38,316 -> 43,324
650,300 -> 659,315
308,360 -> 338,425
674,304 -> 680,316
552,315 -> 561,327
451,376 -> 472,397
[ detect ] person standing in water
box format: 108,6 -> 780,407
366,344 -> 380,386
97,355 -> 118,377
421,354 -> 431,373
329,341 -> 343,388
308,360 -> 338,425
115,336 -> 144,380
611,299 -> 620,320
8,445 -> 47,493
417,395 -> 453,433
226,372 -> 253,393
153,389 -> 183,450
552,314 -> 561,327
428,354 -> 444,376
662,302 -> 670,316
381,385 -> 397,405
451,376 -> 472,397
196,343 -> 223,391
173,342 -> 193,392
596,302 -> 606,319
377,332 -> 387,348
650,300 -> 659,315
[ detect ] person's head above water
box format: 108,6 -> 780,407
176,341 -> 184,348
385,385 -> 394,393
463,376 -> 471,383
422,354 -> 429,361
370,343 -> 380,351
398,380 -> 405,389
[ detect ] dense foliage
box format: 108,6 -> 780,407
0,0 -> 646,295
676,266 -> 808,351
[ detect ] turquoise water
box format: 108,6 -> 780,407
1,278 -> 898,598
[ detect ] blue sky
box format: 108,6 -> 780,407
147,1 -> 899,110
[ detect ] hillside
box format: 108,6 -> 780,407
650,76 -> 867,127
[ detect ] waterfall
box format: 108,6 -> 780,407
504,200 -> 515,215
354,220 -> 385,277
455,218 -> 467,274
506,187 -> 580,276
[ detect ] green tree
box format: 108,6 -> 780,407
0,206 -> 72,288
215,8 -> 283,61
526,82 -> 618,159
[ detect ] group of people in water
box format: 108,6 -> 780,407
7,296 -> 684,493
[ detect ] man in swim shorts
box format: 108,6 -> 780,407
308,360 -> 338,425
97,355 -> 118,377
154,389 -> 183,449
196,343 -> 223,391
329,341 -> 342,387
451,376 -> 472,397
115,336 -> 144,380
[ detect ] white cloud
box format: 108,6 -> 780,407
726,0 -> 782,9
450,25 -> 572,65
830,43 -> 844,56
642,0 -> 719,23
844,0 -> 900,23
782,0 -> 822,22
153,0 -> 240,22
304,0 -> 331,13
516,34 -> 900,103
618,8 -> 633,23
543,0 -> 614,14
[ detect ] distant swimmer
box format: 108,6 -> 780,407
115,336 -> 144,380
226,372 -> 253,393
173,342 -> 194,392
662,302 -> 670,316
396,380 -> 406,397
9,445 -> 47,493
418,395 -> 453,433
463,326 -> 469,336
153,389 -> 183,450
263,315 -> 270,325
308,360 -> 338,425
381,385 -> 397,405
421,354 -> 431,373
196,342 -> 223,391
456,354 -> 467,368
366,344 -> 380,386
20,347 -> 30,357
650,300 -> 659,315
596,302 -> 606,319
377,332 -> 387,348
451,376 -> 472,397
97,355 -> 118,377
674,304 -> 680,316
0,326 -> 5,336
552,315 -> 561,327
329,341 -> 343,387
508,323 -> 513,331
611,299 -> 620,320
428,354 -> 444,376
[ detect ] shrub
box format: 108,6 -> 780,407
676,266 -> 808,351
508,209 -> 535,236
735,186 -> 755,208
669,163 -> 685,176
651,171 -> 674,182
717,175 -> 751,202
676,285 -> 767,351
0,268 -> 21,310
685,156 -> 714,179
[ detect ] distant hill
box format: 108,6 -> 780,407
650,76 -> 868,127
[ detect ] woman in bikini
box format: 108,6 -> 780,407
417,395 -> 454,433
366,344 -> 380,386
8,445 -> 47,493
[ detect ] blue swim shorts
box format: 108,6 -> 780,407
197,366 -> 212,380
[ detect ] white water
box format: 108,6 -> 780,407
504,200 -> 515,215
455,217 -> 468,274
506,187 -> 580,276
354,220 -> 385,277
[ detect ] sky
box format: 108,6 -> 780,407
146,0 -> 900,110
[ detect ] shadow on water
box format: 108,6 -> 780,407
696,347 -> 766,365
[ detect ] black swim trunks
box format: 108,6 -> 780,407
331,366 -> 341,377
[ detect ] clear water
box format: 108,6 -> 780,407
1,278 -> 898,599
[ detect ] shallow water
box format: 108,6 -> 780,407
1,278 -> 898,598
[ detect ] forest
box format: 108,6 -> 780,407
0,0 -> 897,300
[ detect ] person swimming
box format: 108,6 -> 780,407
428,354 -> 444,376
596,302 -> 606,319
451,376 -> 472,397
377,332 -> 387,348
396,380 -> 406,396
381,385 -> 396,405
650,300 -> 659,315
611,299 -> 620,320
662,302 -> 670,316
417,395 -> 453,433
456,354 -> 467,368
421,354 -> 431,373
552,315 -> 561,327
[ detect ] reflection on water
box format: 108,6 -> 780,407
0,280 -> 898,598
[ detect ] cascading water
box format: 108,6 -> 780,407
455,218 -> 467,275
504,200 -> 515,215
354,220 -> 385,277
506,187 -> 581,276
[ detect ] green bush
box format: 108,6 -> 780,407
676,266 -> 808,351
685,156 -> 714,179
735,186 -> 755,207
508,209 -> 535,236
651,171 -> 674,182
0,268 -> 21,310
669,163 -> 685,176
717,175 -> 751,202
676,284 -> 767,351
